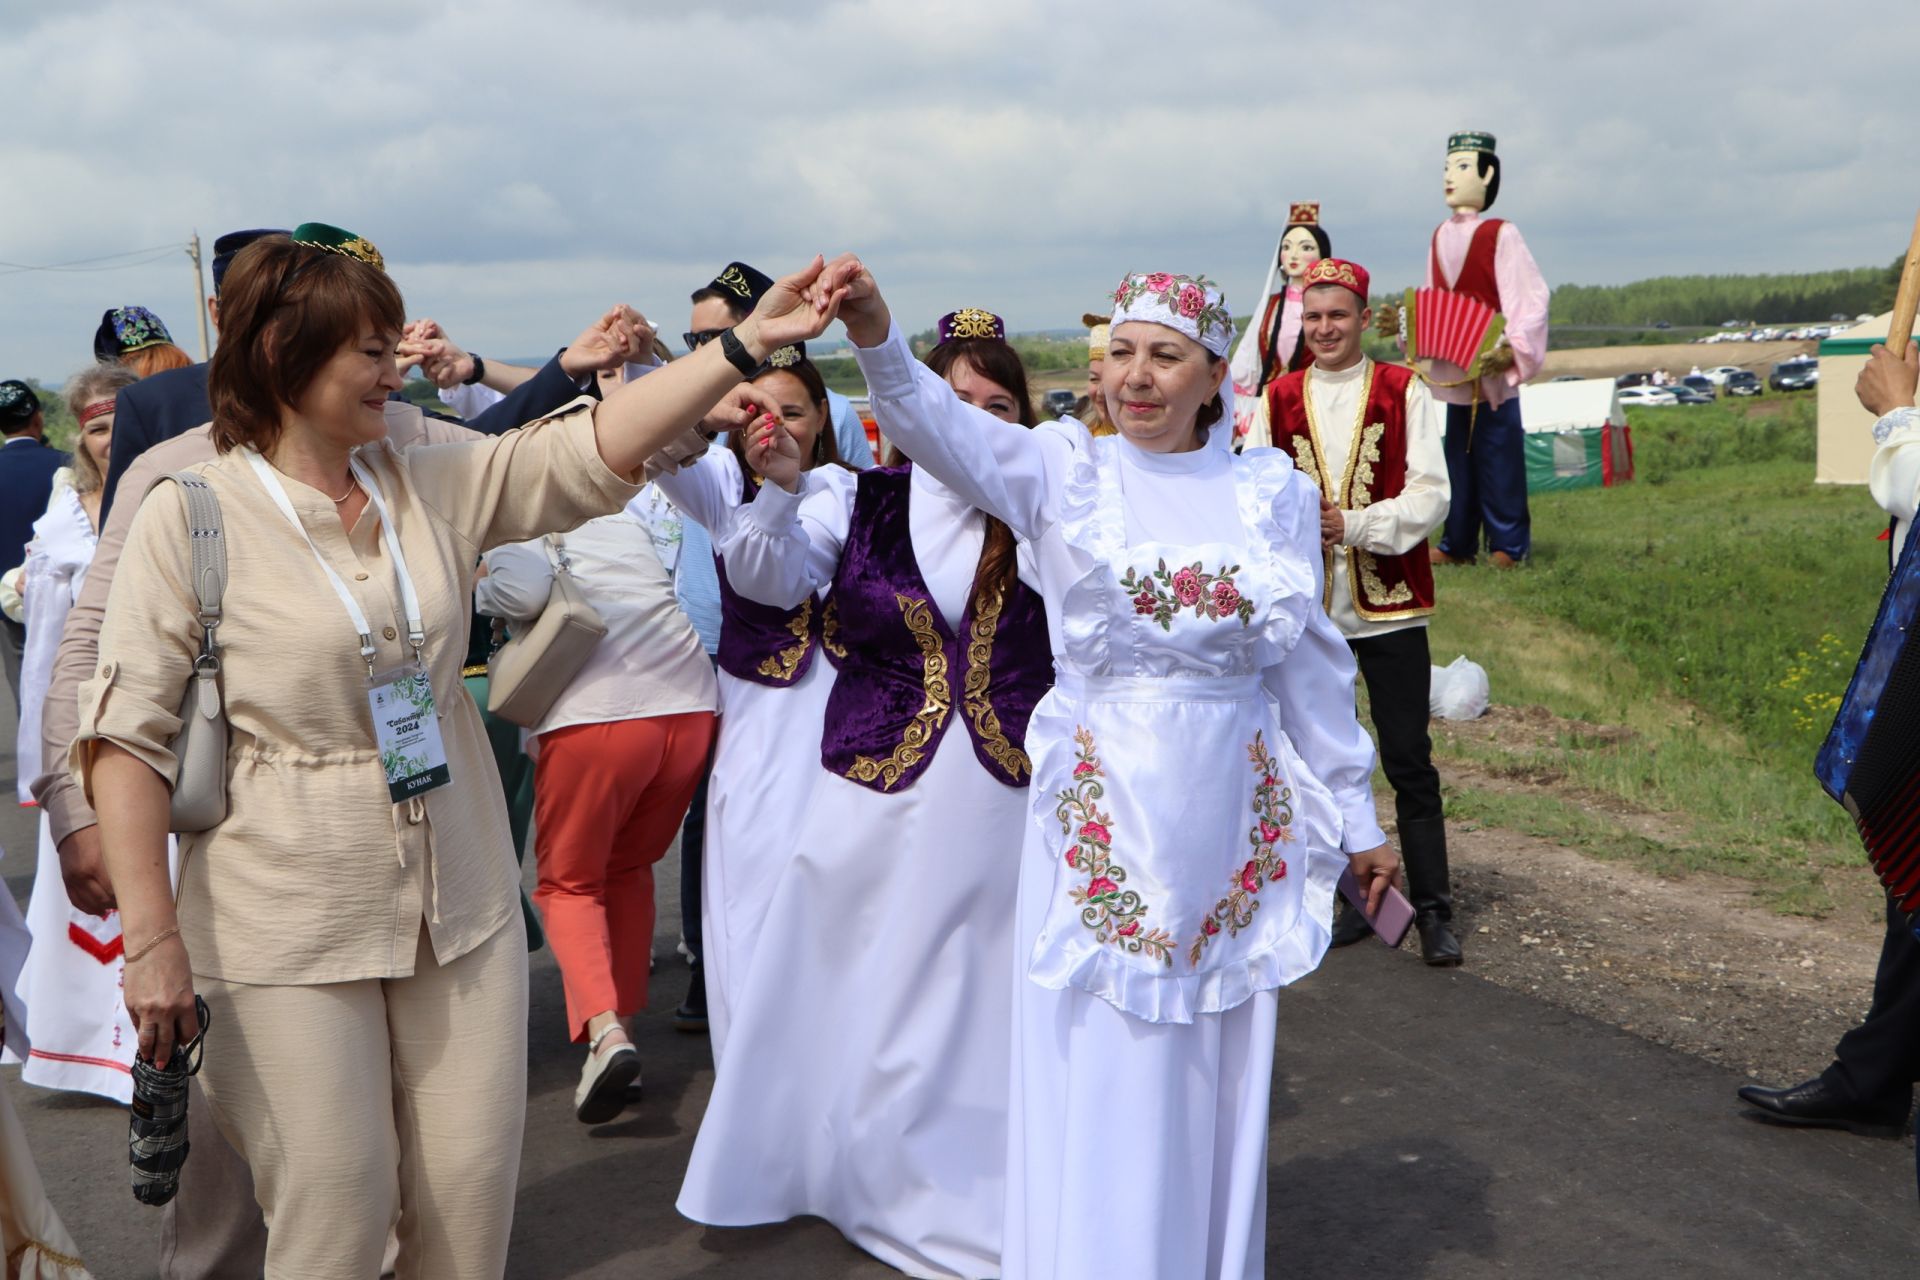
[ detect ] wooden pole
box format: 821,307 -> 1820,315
1889,208 -> 1920,350
187,232 -> 210,361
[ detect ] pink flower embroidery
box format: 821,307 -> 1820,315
1171,568 -> 1203,606
1073,761 -> 1098,778
1086,875 -> 1121,900
1269,860 -> 1288,882
1116,920 -> 1140,937
1145,272 -> 1175,292
1259,821 -> 1285,845
1212,580 -> 1242,614
1202,917 -> 1220,936
1080,820 -> 1112,845
1133,590 -> 1156,615
1065,845 -> 1078,868
1240,860 -> 1261,893
1176,284 -> 1205,318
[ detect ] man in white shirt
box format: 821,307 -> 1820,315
1251,258 -> 1460,965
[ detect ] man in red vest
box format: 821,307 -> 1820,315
1251,258 -> 1461,965
1425,130 -> 1549,568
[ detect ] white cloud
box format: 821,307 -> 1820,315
3,0 -> 1917,380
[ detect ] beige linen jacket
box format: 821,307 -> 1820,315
68,400 -> 637,986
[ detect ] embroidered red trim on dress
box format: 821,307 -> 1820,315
1190,730 -> 1296,965
1056,726 -> 1174,966
27,1048 -> 132,1075
67,922 -> 125,965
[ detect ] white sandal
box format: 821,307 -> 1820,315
574,1024 -> 640,1124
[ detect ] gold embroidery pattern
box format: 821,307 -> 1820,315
716,264 -> 755,298
960,585 -> 1031,781
1352,549 -> 1417,609
1292,433 -> 1324,494
845,595 -> 952,789
821,597 -> 848,659
946,308 -> 1004,339
1350,421 -> 1386,511
754,598 -> 814,683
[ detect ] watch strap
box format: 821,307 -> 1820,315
719,328 -> 758,377
463,354 -> 487,386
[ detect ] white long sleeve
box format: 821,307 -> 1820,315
713,471 -> 856,610
1870,409 -> 1920,562
474,539 -> 554,622
1261,473 -> 1389,854
853,322 -> 1076,542
652,447 -> 747,537
1340,374 -> 1451,556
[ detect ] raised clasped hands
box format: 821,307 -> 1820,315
562,305 -> 651,379
813,253 -> 890,348
1856,339 -> 1919,418
735,256 -> 849,360
1346,843 -> 1402,918
396,318 -> 476,389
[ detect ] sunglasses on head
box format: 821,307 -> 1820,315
684,328 -> 727,351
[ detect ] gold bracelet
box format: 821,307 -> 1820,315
124,926 -> 181,965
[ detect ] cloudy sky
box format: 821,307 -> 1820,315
2,0 -> 1914,379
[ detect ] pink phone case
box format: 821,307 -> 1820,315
1337,868 -> 1417,949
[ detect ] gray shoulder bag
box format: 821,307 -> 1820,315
150,473 -> 230,833
485,534 -> 606,729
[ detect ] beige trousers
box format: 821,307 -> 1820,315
195,919 -> 527,1280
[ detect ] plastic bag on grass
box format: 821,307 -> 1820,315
1429,656 -> 1489,720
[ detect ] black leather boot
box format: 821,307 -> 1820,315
1399,816 -> 1462,966
1329,900 -> 1372,948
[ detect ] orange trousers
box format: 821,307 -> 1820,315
532,712 -> 716,1042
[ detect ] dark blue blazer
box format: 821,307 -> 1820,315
1,435 -> 71,571
99,354 -> 594,522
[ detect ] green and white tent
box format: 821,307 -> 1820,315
1519,379 -> 1634,491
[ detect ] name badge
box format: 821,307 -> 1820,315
368,666 -> 452,803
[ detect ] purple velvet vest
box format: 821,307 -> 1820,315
820,465 -> 1051,792
714,467 -> 822,687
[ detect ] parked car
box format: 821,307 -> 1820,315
1618,386 -> 1679,407
1549,374 -> 1585,382
1678,375 -> 1716,398
1615,371 -> 1653,388
1666,386 -> 1714,405
1044,388 -> 1079,418
1770,359 -> 1819,392
1652,320 -> 1672,329
1701,365 -> 1744,386
1724,371 -> 1763,397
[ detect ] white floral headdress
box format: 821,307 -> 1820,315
1110,273 -> 1233,358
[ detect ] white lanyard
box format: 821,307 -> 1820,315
243,448 -> 427,674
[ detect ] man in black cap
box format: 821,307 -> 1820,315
0,379 -> 66,706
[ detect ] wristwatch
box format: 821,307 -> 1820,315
463,354 -> 487,386
718,328 -> 759,377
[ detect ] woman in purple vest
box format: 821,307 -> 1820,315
645,352 -> 856,1059
675,310 -> 1051,1277
800,259 -> 1401,1280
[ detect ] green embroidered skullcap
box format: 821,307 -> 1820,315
291,222 -> 386,272
1447,130 -> 1497,154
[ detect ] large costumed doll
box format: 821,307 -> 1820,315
1229,201 -> 1330,448
1395,132 -> 1548,567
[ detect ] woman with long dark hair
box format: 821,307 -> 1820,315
1228,203 -> 1332,447
677,309 -> 1052,1278
646,350 -> 856,1060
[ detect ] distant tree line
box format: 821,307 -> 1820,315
1548,259 -> 1901,327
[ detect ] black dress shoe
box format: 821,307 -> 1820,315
1330,903 -> 1372,949
674,963 -> 709,1034
1414,912 -> 1463,967
1737,1077 -> 1910,1137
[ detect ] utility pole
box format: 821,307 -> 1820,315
187,232 -> 210,360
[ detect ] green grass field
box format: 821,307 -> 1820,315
1425,396 -> 1894,912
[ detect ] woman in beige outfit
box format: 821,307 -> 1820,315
76,230 -> 845,1280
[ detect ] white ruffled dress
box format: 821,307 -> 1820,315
852,324 -> 1387,1280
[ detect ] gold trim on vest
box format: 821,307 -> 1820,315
755,597 -> 815,683
844,594 -> 952,789
960,584 -> 1032,781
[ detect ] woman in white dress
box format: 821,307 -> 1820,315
677,310 -> 1051,1278
648,352 -> 856,1059
14,364 -> 141,1102
814,258 -> 1401,1280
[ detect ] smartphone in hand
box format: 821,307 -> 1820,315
1336,867 -> 1417,949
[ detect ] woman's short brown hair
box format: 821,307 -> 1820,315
208,237 -> 406,454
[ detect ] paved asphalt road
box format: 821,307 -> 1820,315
4,691 -> 1916,1278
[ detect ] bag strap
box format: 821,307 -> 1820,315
146,472 -> 227,661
